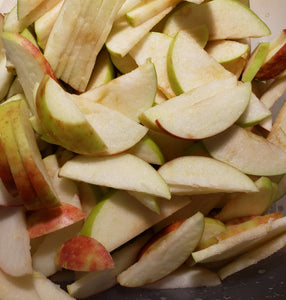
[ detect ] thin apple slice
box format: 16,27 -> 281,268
156,82 -> 251,139
192,214 -> 286,264
55,235 -> 114,272
215,177 -> 274,222
44,0 -> 125,92
106,7 -> 173,58
36,75 -> 107,156
218,230 -> 286,280
27,203 -> 86,239
80,190 -> 190,251
158,156 -> 258,195
67,231 -> 152,298
59,153 -> 170,199
109,52 -> 138,74
204,125 -> 286,176
0,206 -> 32,276
163,0 -> 271,40
117,212 -> 204,287
167,30 -> 234,95
78,60 -> 156,122
206,40 -> 249,63
1,32 -> 57,115
241,42 -> 270,82
11,98 -> 60,209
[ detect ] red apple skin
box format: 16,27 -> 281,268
55,235 -> 114,272
138,219 -> 186,260
27,203 -> 86,238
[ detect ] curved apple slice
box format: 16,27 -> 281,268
59,153 -> 171,199
158,156 -> 258,195
36,75 -> 107,156
203,125 -> 286,176
55,235 -> 114,272
156,82 -> 251,139
117,212 -> 204,287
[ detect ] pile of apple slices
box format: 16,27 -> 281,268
1,0 -> 286,299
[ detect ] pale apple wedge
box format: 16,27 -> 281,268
206,40 -> 249,63
128,191 -> 160,214
0,206 -> 32,276
158,156 -> 258,195
80,190 -> 191,251
77,60 -> 156,122
117,212 -> 204,287
116,0 -> 142,19
215,177 -> 274,222
1,32 -> 57,115
126,0 -> 181,27
203,125 -> 286,176
27,203 -> 86,239
140,76 -> 237,131
167,29 -> 234,95
59,153 -> 170,199
218,231 -> 286,280
36,75 -> 107,156
11,98 -> 60,209
0,56 -> 14,101
109,52 -> 138,74
192,214 -> 286,264
106,7 -> 173,58
236,92 -> 271,127
44,0 -> 125,92
55,235 -> 114,272
67,232 -> 152,299
143,265 -> 221,289
163,0 -> 271,40
241,42 -> 270,82
156,82 -> 251,140
0,269 -> 41,300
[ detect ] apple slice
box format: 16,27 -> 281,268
67,231 -> 152,298
36,75 -> 107,156
241,42 -> 270,82
218,230 -> 286,280
127,191 -> 160,214
206,40 -> 249,63
158,156 -> 258,195
55,235 -> 114,272
109,52 -> 138,74
60,153 -> 170,199
11,98 -> 60,209
192,213 -> 286,264
0,179 -> 22,206
163,0 -> 271,40
215,177 -> 274,222
167,30 -> 234,95
27,203 -> 86,239
0,206 -> 32,276
156,82 -> 251,139
78,60 -> 156,122
106,7 -> 173,58
80,190 -> 191,251
204,125 -> 286,176
255,29 -> 286,80
221,56 -> 247,79
1,32 -> 57,115
117,212 -> 204,287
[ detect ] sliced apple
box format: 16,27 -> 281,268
204,125 -> 286,176
167,29 -> 234,95
109,52 -> 138,74
163,0 -> 271,40
1,32 -> 57,114
215,177 -> 274,222
221,56 -> 247,79
127,191 -> 160,214
55,235 -> 114,272
27,203 -> 86,239
117,212 -> 204,287
158,156 -> 258,195
60,153 -> 170,199
0,179 -> 22,206
156,82 -> 251,139
241,42 -> 270,82
78,60 -> 156,122
80,190 -> 191,251
0,206 -> 32,276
